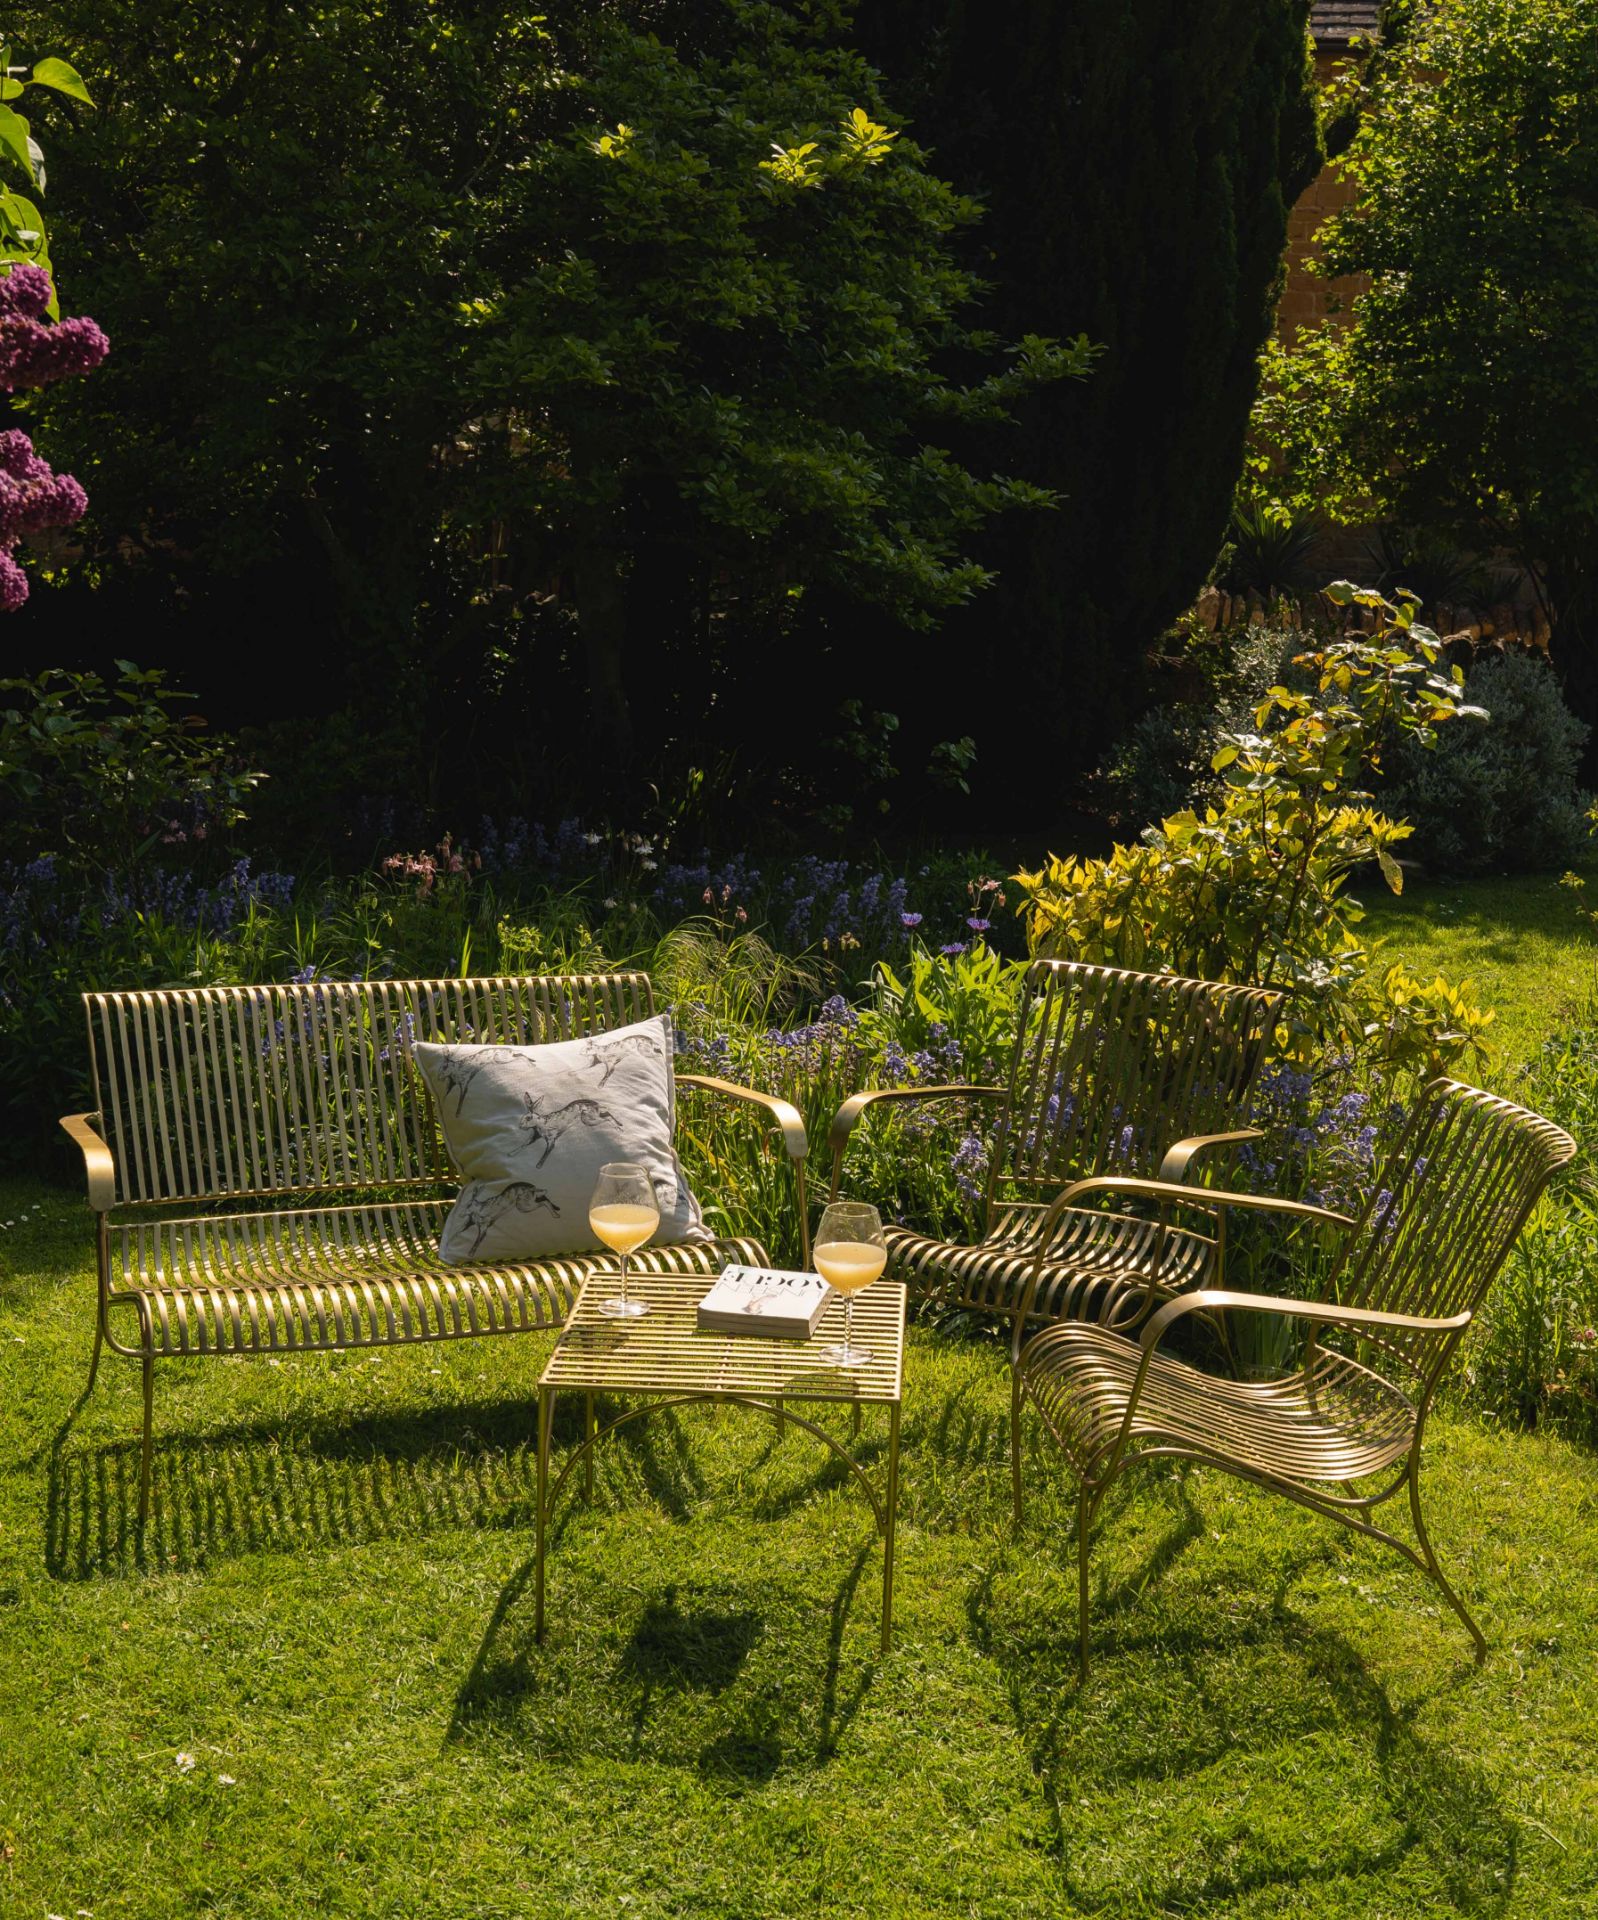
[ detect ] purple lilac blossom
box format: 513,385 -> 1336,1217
0,265 -> 109,391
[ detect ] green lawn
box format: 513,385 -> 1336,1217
1365,866 -> 1596,1071
5,1179 -> 1598,1919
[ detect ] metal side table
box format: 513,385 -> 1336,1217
534,1268 -> 906,1651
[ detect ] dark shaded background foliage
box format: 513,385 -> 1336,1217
2,0 -> 1316,853
854,0 -> 1322,797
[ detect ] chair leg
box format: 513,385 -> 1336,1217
1408,1459 -> 1486,1662
85,1310 -> 104,1394
138,1354 -> 154,1527
1077,1487 -> 1092,1681
1009,1366 -> 1026,1529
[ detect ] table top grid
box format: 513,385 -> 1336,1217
540,1270 -> 905,1404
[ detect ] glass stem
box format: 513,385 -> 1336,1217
845,1291 -> 854,1356
620,1249 -> 628,1309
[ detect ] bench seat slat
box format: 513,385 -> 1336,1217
105,1204 -> 766,1359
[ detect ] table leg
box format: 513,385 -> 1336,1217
881,1400 -> 901,1654
535,1385 -> 553,1644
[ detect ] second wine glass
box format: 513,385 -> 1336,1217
813,1199 -> 886,1369
590,1162 -> 660,1319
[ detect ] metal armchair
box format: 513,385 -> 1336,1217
828,960 -> 1282,1335
1014,1078 -> 1576,1674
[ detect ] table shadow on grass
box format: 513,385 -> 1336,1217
447,1547 -> 877,1781
967,1497 -> 1516,1916
42,1390 -> 885,1583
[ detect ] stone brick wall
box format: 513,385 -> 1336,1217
1278,48 -> 1367,341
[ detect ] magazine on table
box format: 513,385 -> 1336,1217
696,1263 -> 832,1339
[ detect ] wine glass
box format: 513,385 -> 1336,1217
814,1200 -> 886,1369
590,1162 -> 660,1319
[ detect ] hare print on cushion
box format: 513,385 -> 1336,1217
413,1014 -> 707,1263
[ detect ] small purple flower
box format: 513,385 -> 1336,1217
940,942 -> 967,957
966,917 -> 991,933
901,912 -> 923,929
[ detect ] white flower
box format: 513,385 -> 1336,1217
633,838 -> 654,856
175,1752 -> 196,1773
603,896 -> 618,909
640,858 -> 658,873
218,1774 -> 237,1787
582,831 -> 602,846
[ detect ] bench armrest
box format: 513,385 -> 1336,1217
60,1111 -> 116,1212
828,1084 -> 1006,1200
677,1074 -> 811,1264
1157,1129 -> 1263,1184
677,1075 -> 807,1163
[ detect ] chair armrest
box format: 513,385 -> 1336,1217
676,1074 -> 811,1265
60,1111 -> 116,1212
828,1084 -> 1006,1200
1139,1287 -> 1472,1354
1039,1174 -> 1356,1234
1157,1129 -> 1263,1184
1009,1175 -> 1356,1349
677,1075 -> 807,1163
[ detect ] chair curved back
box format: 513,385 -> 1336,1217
1336,1077 -> 1576,1372
83,973 -> 655,1209
985,961 -> 1281,1219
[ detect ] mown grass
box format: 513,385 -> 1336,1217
5,1178 -> 1598,1919
1365,864 -> 1597,1072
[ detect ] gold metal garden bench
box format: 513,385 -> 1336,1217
60,973 -> 807,1523
1014,1077 -> 1575,1673
828,960 -> 1282,1337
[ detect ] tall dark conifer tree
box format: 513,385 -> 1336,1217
857,0 -> 1320,814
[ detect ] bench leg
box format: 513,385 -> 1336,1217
138,1353 -> 154,1527
86,1311 -> 104,1395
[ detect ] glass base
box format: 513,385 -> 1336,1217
820,1341 -> 872,1369
598,1296 -> 649,1319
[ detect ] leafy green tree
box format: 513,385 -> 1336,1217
464,5 -> 1090,765
856,0 -> 1322,799
8,0 -> 549,676
15,0 -> 1088,798
1255,0 -> 1598,738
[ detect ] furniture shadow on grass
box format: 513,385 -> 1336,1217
43,1394 -> 706,1582
967,1514 -> 1517,1916
448,1545 -> 878,1781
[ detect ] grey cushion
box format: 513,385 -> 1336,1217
413,1014 -> 708,1264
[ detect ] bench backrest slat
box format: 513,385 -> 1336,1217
85,973 -> 656,1207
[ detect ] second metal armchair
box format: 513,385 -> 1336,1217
828,960 -> 1283,1337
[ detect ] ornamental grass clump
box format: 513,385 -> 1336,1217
1015,583 -> 1495,1071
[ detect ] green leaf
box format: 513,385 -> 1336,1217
28,58 -> 92,106
1376,847 -> 1404,895
0,105 -> 33,183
